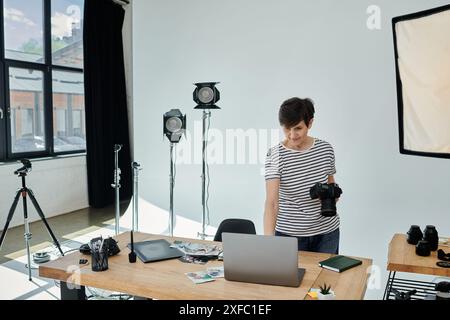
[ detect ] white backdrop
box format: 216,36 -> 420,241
131,0 -> 450,299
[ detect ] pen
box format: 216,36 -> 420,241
99,237 -> 105,253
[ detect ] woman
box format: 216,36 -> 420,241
264,97 -> 340,253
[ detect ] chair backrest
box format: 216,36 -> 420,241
214,218 -> 256,242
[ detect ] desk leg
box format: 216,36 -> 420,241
60,281 -> 86,300
383,271 -> 396,300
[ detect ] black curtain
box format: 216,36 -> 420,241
83,0 -> 132,208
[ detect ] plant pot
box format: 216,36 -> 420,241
318,291 -> 336,300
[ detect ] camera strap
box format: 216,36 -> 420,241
438,249 -> 450,262
437,261 -> 450,268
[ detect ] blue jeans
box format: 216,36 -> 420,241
275,228 -> 340,254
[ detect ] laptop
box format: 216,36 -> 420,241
222,232 -> 305,287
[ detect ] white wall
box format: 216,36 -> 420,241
132,0 -> 450,299
0,156 -> 88,229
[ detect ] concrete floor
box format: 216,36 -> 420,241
0,201 -> 129,264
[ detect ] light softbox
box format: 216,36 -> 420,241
393,4 -> 450,158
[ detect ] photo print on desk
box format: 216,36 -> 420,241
185,271 -> 215,284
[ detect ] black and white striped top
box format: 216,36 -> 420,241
265,138 -> 340,237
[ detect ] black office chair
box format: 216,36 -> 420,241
214,218 -> 257,242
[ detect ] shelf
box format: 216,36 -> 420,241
385,273 -> 438,300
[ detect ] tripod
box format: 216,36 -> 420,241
0,169 -> 64,281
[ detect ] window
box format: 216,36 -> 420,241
4,0 -> 44,63
9,67 -> 45,153
52,70 -> 85,151
51,1 -> 83,69
1,0 -> 85,161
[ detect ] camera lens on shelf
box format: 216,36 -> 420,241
407,225 -> 423,245
423,225 -> 439,251
416,240 -> 431,257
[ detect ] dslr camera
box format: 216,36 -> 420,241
309,183 -> 342,217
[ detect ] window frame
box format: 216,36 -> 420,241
0,0 -> 5,161
0,62 -> 5,160
0,0 -> 85,162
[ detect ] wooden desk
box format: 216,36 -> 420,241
384,234 -> 450,300
39,232 -> 372,300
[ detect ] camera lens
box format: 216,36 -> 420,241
320,198 -> 337,217
423,225 -> 439,251
416,240 -> 431,257
309,183 -> 342,217
407,225 -> 423,245
435,281 -> 450,292
435,281 -> 450,300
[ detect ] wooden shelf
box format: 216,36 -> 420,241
387,234 -> 450,276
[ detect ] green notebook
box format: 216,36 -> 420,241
318,255 -> 362,273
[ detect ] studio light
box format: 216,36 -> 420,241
193,82 -> 221,109
163,109 -> 186,143
193,82 -> 221,239
163,109 -> 186,236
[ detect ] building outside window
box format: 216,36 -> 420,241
0,0 -> 85,160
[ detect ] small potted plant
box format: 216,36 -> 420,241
318,283 -> 336,300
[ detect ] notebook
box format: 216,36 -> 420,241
127,239 -> 184,263
318,255 -> 362,273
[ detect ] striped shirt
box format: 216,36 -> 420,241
265,138 -> 340,237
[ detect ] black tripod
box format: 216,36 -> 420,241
0,160 -> 64,281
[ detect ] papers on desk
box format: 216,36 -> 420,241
171,241 -> 222,257
206,266 -> 224,278
174,241 -> 225,284
185,271 -> 215,284
185,267 -> 224,284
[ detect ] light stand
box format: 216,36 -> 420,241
132,162 -> 142,232
163,109 -> 186,237
193,82 -> 220,240
169,143 -> 175,236
111,144 -> 122,235
199,110 -> 211,240
0,159 -> 64,281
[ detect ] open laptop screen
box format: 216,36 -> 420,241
222,232 -> 304,287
